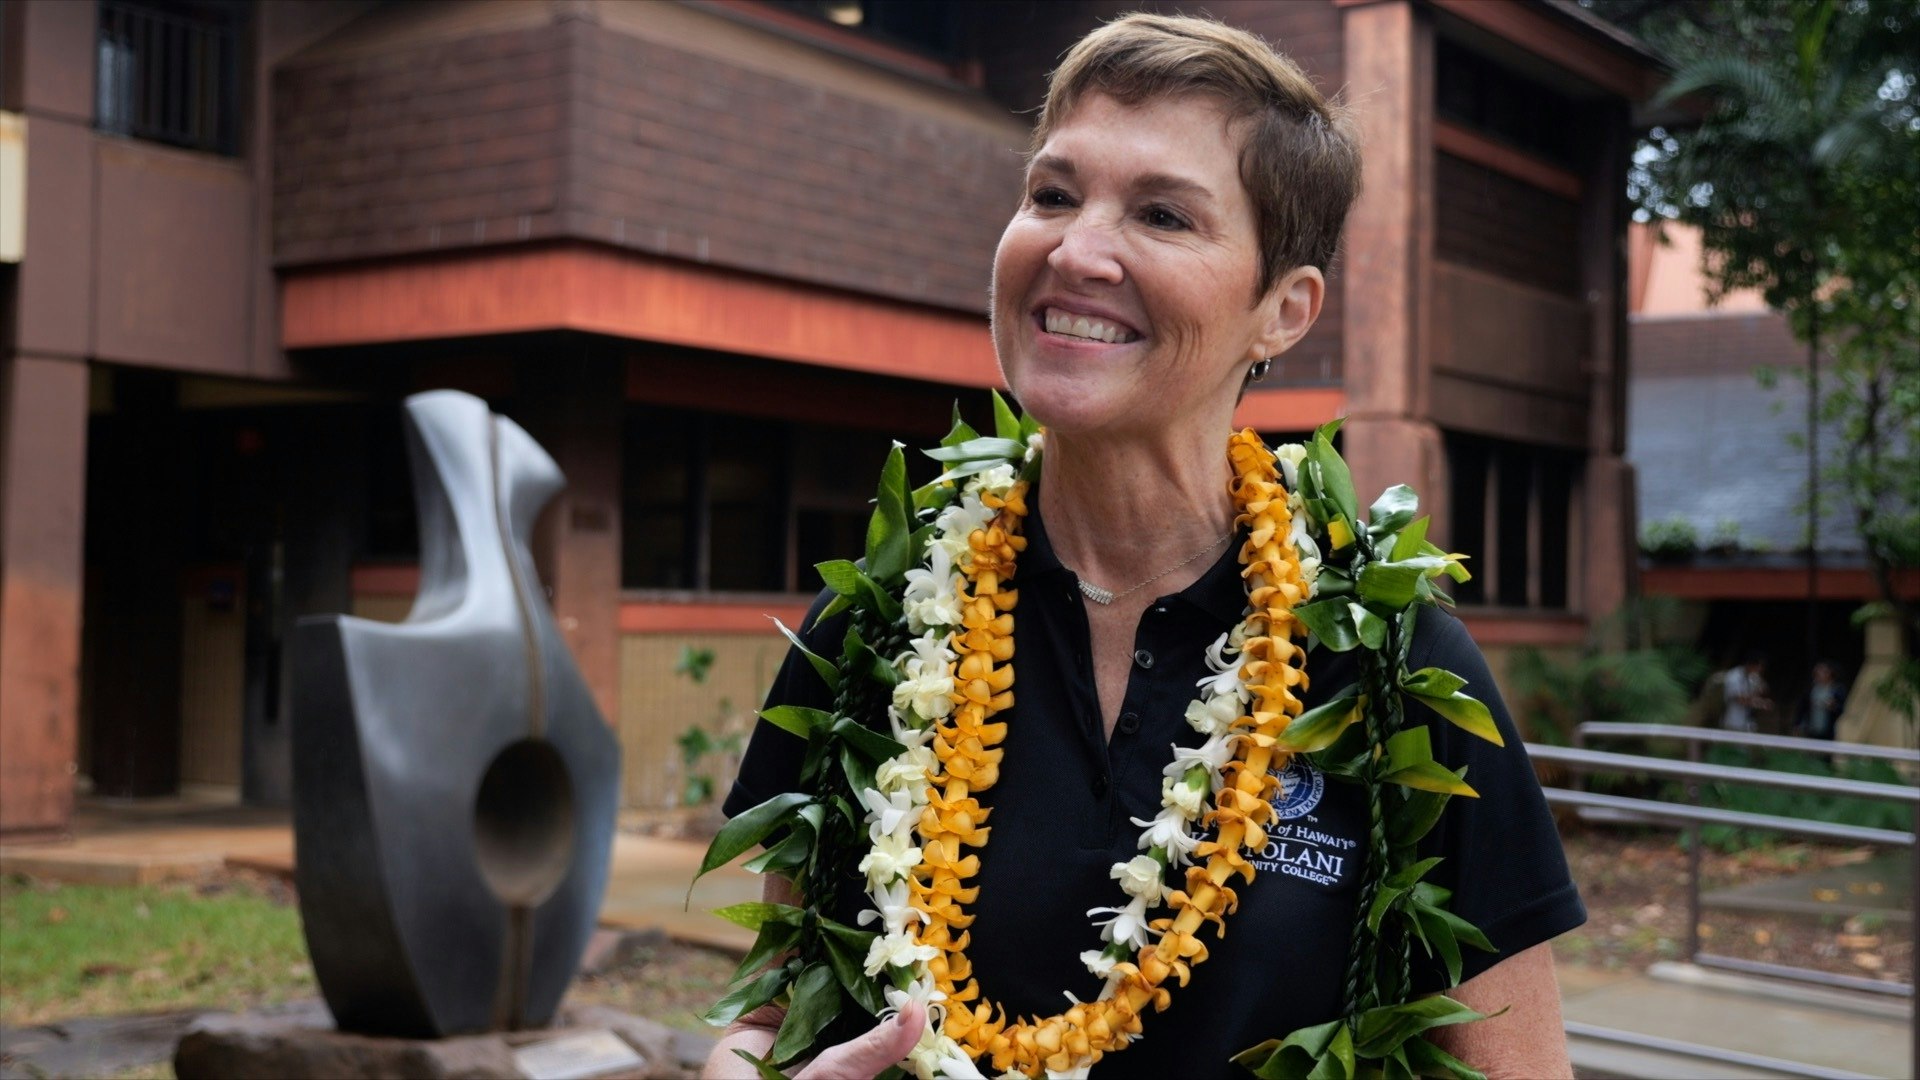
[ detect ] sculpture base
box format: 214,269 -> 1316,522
173,1001 -> 698,1079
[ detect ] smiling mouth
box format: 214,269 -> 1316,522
1041,306 -> 1140,344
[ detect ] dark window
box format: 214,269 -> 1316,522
1435,38 -> 1579,168
1445,434 -> 1581,611
96,0 -> 244,156
622,407 -> 909,594
764,0 -> 963,61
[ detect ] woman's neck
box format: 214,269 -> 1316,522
1038,424 -> 1237,592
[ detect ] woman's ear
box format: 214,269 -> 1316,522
1250,265 -> 1326,361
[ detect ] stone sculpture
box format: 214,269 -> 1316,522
290,390 -> 620,1038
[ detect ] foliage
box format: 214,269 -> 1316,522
0,875 -> 313,1026
1673,746 -> 1915,852
1612,0 -> 1920,711
1507,600 -> 1710,749
1639,516 -> 1699,560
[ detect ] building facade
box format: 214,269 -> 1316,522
0,0 -> 1665,835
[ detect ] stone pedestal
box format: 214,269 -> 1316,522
174,1002 -> 688,1080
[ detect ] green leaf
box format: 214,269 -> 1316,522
1402,1035 -> 1487,1080
1307,719 -> 1374,781
1309,1023 -> 1355,1080
772,620 -> 839,694
1400,667 -> 1466,698
702,963 -> 793,1027
770,963 -> 842,1064
1391,516 -> 1431,562
730,1049 -> 789,1080
1381,728 -> 1478,797
737,822 -> 806,876
1294,598 -> 1360,651
1352,996 -> 1486,1059
1351,602 -> 1388,650
1403,687 -> 1504,748
912,482 -> 956,514
1388,787 -> 1451,850
815,559 -> 865,597
940,404 -> 981,448
1275,689 -> 1363,753
696,792 -> 812,884
832,716 -> 908,763
1418,540 -> 1473,583
731,920 -> 803,986
1305,420 -> 1359,525
759,705 -> 832,740
856,575 -> 903,624
1386,855 -> 1444,891
839,744 -> 877,801
923,436 -> 1025,463
1357,560 -> 1444,610
865,444 -> 912,583
992,389 -> 1021,441
1232,1018 -> 1349,1080
1368,484 -> 1419,536
1412,905 -> 1464,987
1018,409 -> 1042,443
819,593 -> 852,621
820,920 -> 887,1016
711,902 -> 803,932
1366,880 -> 1409,935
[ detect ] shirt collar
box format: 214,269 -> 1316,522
1021,489 -> 1248,627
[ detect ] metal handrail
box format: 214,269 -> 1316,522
1528,744 -> 1920,804
1572,722 -> 1920,764
1546,723 -> 1918,1079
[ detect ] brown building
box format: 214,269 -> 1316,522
0,0 -> 1666,836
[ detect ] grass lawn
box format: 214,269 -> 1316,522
0,873 -> 315,1027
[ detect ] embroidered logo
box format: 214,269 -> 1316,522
1270,759 -> 1325,820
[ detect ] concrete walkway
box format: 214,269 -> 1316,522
6,805 -> 1913,1078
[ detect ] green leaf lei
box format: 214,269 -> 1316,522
697,401 -> 1510,1080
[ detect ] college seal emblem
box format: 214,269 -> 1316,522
1271,759 -> 1326,820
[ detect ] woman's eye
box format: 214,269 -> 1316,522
1144,206 -> 1189,230
1031,187 -> 1074,208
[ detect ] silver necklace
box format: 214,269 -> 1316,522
1076,531 -> 1233,605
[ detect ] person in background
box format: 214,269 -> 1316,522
1799,660 -> 1846,740
1721,652 -> 1770,733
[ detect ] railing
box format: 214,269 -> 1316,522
95,0 -> 243,156
1528,723 -> 1919,1079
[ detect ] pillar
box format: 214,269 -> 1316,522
0,356 -> 88,835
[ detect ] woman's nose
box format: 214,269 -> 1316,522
1046,212 -> 1125,286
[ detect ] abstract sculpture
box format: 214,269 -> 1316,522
291,390 -> 620,1038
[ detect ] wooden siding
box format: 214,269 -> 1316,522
1430,260 -> 1589,447
1435,152 -> 1582,296
618,631 -> 789,811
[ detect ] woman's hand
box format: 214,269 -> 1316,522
703,1000 -> 927,1079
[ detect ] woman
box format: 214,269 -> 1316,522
708,13 -> 1583,1078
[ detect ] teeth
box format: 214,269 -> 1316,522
1043,307 -> 1137,344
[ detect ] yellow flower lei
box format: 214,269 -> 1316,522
910,430 -> 1312,1077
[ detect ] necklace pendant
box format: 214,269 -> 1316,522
1078,580 -> 1115,605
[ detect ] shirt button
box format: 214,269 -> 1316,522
1117,712 -> 1141,735
1093,774 -> 1111,798
1133,649 -> 1154,670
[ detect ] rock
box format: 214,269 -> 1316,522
172,1002 -> 701,1079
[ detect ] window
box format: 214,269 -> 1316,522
96,0 -> 244,156
1435,38 -> 1579,168
622,407 -> 908,593
1445,434 -> 1579,610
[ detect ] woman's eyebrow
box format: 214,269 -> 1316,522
1030,154 -> 1214,204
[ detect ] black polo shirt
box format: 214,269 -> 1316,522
724,504 -> 1585,1078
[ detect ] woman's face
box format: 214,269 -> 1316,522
991,92 -> 1314,440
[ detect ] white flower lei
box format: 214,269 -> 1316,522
854,439 -> 1320,1080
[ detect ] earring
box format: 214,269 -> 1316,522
1248,358 -> 1273,383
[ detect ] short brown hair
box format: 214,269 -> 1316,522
1034,12 -> 1362,297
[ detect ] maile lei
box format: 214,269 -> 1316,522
695,394 -> 1509,1080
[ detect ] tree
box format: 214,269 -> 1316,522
1606,0 -> 1920,713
